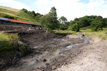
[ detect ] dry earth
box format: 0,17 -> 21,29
55,39 -> 107,71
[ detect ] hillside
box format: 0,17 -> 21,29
0,6 -> 39,23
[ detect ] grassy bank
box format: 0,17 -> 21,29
81,28 -> 107,40
55,28 -> 107,40
0,6 -> 37,23
55,30 -> 77,35
0,33 -> 18,51
0,33 -> 31,69
0,33 -> 31,56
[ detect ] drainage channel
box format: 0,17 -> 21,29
3,36 -> 89,71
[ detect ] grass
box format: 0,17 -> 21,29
55,28 -> 107,40
0,6 -> 19,12
0,33 -> 31,57
81,28 -> 107,40
0,6 -> 38,23
0,33 -> 18,41
55,30 -> 77,35
0,33 -> 18,51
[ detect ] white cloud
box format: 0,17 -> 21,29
0,0 -> 106,21
34,0 -> 53,14
0,0 -> 29,10
34,0 -> 107,21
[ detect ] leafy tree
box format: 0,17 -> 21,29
74,18 -> 79,21
40,7 -> 58,32
59,24 -> 68,30
78,17 -> 90,27
58,16 -> 68,30
68,23 -> 80,32
35,14 -> 43,22
59,16 -> 67,24
91,19 -> 103,31
68,25 -> 72,30
30,11 -> 36,17
70,20 -> 78,25
103,18 -> 107,27
95,16 -> 103,21
21,8 -> 43,23
21,8 -> 28,13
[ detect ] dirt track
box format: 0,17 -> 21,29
56,40 -> 107,71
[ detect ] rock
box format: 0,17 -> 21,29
105,32 -> 107,34
43,59 -> 47,62
77,33 -> 85,39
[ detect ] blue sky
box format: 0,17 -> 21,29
79,0 -> 89,4
0,0 -> 107,21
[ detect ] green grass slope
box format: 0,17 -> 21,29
0,6 -> 37,23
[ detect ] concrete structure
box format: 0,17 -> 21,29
0,17 -> 41,31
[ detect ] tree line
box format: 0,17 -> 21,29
21,8 -> 43,23
22,7 -> 107,32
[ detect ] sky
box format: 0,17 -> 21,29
0,0 -> 107,21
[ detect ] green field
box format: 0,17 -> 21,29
56,28 -> 107,40
81,28 -> 107,40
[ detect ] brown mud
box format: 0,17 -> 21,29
1,30 -> 85,71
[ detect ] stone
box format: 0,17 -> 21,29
105,32 -> 107,34
43,59 -> 47,62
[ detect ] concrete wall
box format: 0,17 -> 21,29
0,20 -> 41,32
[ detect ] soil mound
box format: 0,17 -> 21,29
18,30 -> 67,47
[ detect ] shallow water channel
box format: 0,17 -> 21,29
3,37 -> 89,71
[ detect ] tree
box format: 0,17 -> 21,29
103,18 -> 107,27
30,11 -> 36,17
59,24 -> 68,30
21,8 -> 28,13
91,19 -> 103,31
59,16 -> 67,24
68,23 -> 80,32
40,7 -> 58,32
74,18 -> 79,21
58,16 -> 68,30
70,20 -> 78,25
78,17 -> 90,27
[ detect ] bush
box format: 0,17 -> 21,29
68,25 -> 72,30
0,14 -> 15,19
91,20 -> 103,31
60,24 -> 68,30
68,23 -> 80,32
48,29 -> 55,33
3,15 -> 15,19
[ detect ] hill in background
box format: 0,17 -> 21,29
0,6 -> 42,23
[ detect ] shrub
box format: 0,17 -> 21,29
91,20 -> 103,31
68,23 -> 80,32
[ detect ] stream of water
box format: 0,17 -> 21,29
3,37 -> 89,71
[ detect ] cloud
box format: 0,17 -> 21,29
34,0 -> 53,14
0,0 -> 106,21
34,0 -> 107,21
0,0 -> 29,10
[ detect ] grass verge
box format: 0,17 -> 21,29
55,28 -> 107,40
